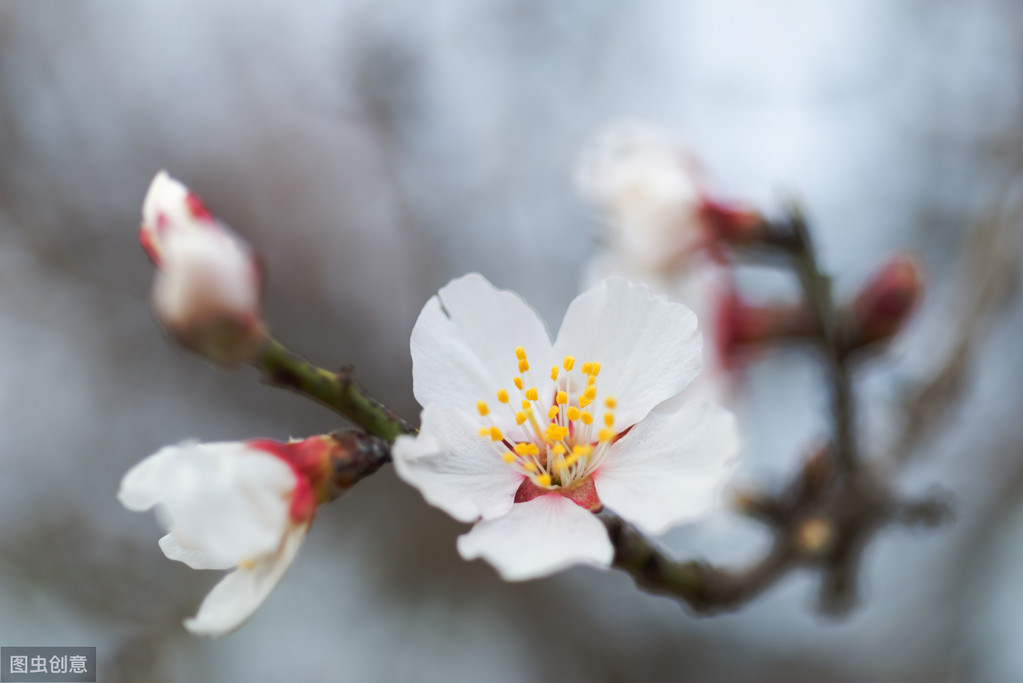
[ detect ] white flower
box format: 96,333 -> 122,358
576,122 -> 707,272
140,171 -> 264,366
119,441 -> 313,636
393,274 -> 740,581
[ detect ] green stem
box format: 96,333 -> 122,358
255,338 -> 416,442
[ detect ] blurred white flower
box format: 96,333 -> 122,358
140,171 -> 264,366
119,440 -> 317,636
393,274 -> 740,580
576,122 -> 708,272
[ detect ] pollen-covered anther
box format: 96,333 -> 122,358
567,406 -> 580,421
547,406 -> 560,420
556,391 -> 568,405
550,366 -> 559,381
518,359 -> 530,373
502,452 -> 516,463
580,411 -> 593,425
477,401 -> 490,417
604,413 -> 615,427
604,396 -> 617,409
514,378 -> 523,390
497,389 -> 509,403
598,428 -> 615,442
536,474 -> 552,488
515,412 -> 528,425
515,346 -> 527,360
489,427 -> 503,442
525,387 -> 539,401
563,355 -> 575,371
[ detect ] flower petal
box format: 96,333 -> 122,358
159,533 -> 235,570
411,273 -> 555,413
554,277 -> 702,427
456,494 -> 613,581
119,442 -> 295,566
594,400 -> 739,535
392,403 -> 524,523
184,522 -> 309,637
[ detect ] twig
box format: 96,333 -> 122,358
255,337 -> 416,442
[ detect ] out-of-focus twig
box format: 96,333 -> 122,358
891,199 -> 1021,467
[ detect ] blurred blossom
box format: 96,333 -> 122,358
143,172 -> 265,367
576,122 -> 709,273
393,274 -> 739,580
846,252 -> 925,353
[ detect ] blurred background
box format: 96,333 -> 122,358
0,0 -> 1021,680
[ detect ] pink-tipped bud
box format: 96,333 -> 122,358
715,288 -> 818,367
699,198 -> 767,246
847,253 -> 924,351
141,172 -> 265,367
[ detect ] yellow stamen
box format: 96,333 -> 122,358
535,474 -> 552,488
560,454 -> 578,469
572,445 -> 594,458
604,396 -> 617,409
580,411 -> 593,425
566,406 -> 580,421
502,452 -> 516,463
552,443 -> 566,456
497,388 -> 510,403
588,376 -> 597,386
604,413 -> 615,427
581,362 -> 593,375
579,396 -> 592,408
521,400 -> 530,409
489,427 -> 503,442
477,400 -> 490,417
525,387 -> 538,401
514,377 -> 523,390
584,386 -> 597,400
563,356 -> 575,371
478,427 -> 489,437
515,346 -> 527,360
547,406 -> 560,419
518,359 -> 530,373
523,462 -> 538,472
550,366 -> 559,381
514,442 -> 533,455
515,412 -> 528,425
598,428 -> 615,442
556,390 -> 567,405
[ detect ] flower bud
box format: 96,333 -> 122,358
699,198 -> 768,246
846,253 -> 924,352
141,172 -> 265,367
715,287 -> 818,367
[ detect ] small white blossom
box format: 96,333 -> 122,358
393,274 -> 740,580
576,122 -> 707,272
119,441 -> 312,636
140,172 -> 264,366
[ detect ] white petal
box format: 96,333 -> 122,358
159,534 -> 235,570
184,522 -> 309,637
152,229 -> 260,329
456,495 -> 613,581
554,277 -> 702,427
594,400 -> 739,535
119,442 -> 295,567
392,404 -> 523,523
411,273 -> 555,413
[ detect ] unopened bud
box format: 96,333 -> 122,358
846,253 -> 924,352
715,287 -> 818,366
699,198 -> 767,246
141,172 -> 265,367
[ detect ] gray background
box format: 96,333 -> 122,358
0,1 -> 1021,681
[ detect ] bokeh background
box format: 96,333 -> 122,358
1,1 -> 1022,681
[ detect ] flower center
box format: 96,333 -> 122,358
476,347 -> 620,491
